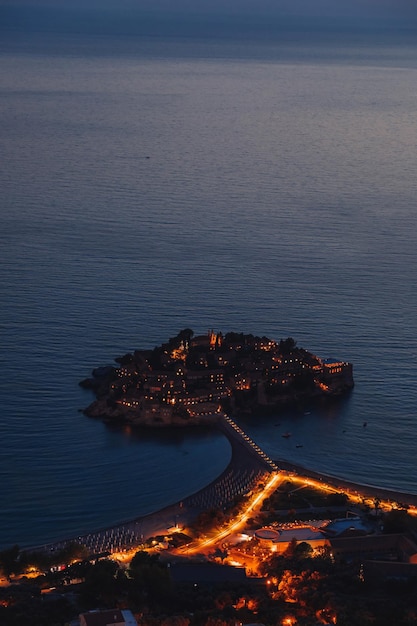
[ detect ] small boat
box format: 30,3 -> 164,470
296,444 -> 303,448
282,432 -> 291,438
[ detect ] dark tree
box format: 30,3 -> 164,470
128,550 -> 171,606
0,545 -> 20,579
294,541 -> 314,559
278,337 -> 297,355
177,328 -> 194,343
326,492 -> 349,507
83,558 -> 121,599
383,509 -> 415,534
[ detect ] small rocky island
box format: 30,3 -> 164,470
80,329 -> 354,428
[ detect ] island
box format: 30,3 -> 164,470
80,329 -> 354,427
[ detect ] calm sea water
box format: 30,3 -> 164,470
1,33 -> 417,550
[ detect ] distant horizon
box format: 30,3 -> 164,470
1,1 -> 417,40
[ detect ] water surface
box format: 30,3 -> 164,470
1,33 -> 417,549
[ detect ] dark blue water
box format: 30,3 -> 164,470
1,34 -> 417,550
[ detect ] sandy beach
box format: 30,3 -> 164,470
29,421 -> 417,557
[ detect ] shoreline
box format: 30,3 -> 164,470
26,443 -> 417,556
275,458 -> 417,506
25,425 -> 269,554
124,458 -> 417,547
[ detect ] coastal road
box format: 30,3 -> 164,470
176,471 -> 283,556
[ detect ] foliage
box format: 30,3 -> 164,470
167,532 -> 193,548
194,508 -> 225,531
326,491 -> 349,506
382,509 -> 417,534
82,557 -> 121,598
278,337 -> 297,355
0,584 -> 73,626
128,550 -> 171,607
17,541 -> 90,575
293,541 -> 314,559
263,480 -> 353,512
0,545 -> 20,579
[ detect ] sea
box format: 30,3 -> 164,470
1,28 -> 417,550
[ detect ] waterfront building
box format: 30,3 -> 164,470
79,609 -> 137,626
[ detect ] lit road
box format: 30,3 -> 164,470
174,466 -> 417,558
73,417 -> 417,566
176,471 -> 283,555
